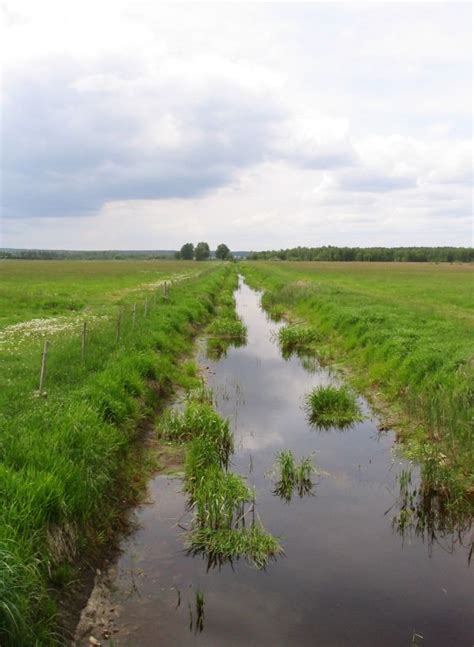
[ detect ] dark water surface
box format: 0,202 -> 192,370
103,279 -> 472,646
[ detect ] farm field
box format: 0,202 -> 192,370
1,258 -> 473,646
0,259 -> 200,328
240,261 -> 474,508
0,259 -> 230,645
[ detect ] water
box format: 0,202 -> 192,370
86,279 -> 473,646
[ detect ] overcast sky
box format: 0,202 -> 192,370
1,1 -> 472,250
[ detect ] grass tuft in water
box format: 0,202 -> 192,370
304,384 -> 363,429
277,325 -> 319,358
208,317 -> 247,341
186,526 -> 284,570
191,466 -> 253,529
271,450 -> 317,502
169,394 -> 283,569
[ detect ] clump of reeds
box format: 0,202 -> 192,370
172,396 -> 283,569
304,384 -> 363,429
190,466 -> 253,528
160,402 -> 232,457
271,450 -> 317,502
277,325 -> 319,358
186,526 -> 284,570
208,318 -> 247,341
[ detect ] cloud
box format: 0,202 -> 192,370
1,52 -> 286,219
0,2 -> 472,248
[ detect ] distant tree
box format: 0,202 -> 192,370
180,243 -> 194,260
174,251 -> 181,259
195,241 -> 210,261
215,243 -> 231,260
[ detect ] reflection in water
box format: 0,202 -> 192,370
206,336 -> 247,360
391,468 -> 473,561
85,277 -> 473,647
270,450 -> 317,503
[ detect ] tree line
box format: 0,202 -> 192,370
0,245 -> 233,261
175,242 -> 233,261
247,246 -> 473,263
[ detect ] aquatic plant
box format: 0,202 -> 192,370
390,465 -> 473,555
205,335 -> 246,361
194,590 -> 205,633
172,395 -> 282,569
277,324 -> 319,358
271,450 -> 317,502
159,401 -> 233,466
186,526 -> 284,570
191,466 -> 253,529
304,384 -> 363,429
240,261 -> 474,506
208,317 -> 247,341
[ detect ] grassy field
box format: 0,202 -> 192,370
0,259 -> 231,645
0,259 -> 200,327
240,261 -> 474,511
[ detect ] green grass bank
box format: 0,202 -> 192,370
0,262 -> 233,645
239,261 -> 474,512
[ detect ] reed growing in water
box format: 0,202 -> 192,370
304,384 -> 363,429
271,450 -> 317,501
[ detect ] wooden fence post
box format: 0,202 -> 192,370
116,308 -> 122,343
81,321 -> 87,361
39,339 -> 49,392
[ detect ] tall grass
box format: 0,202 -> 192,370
162,398 -> 283,569
0,265 -> 232,645
241,261 -> 474,509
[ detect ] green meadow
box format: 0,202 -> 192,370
1,257 -> 473,644
241,261 -> 474,509
0,259 -> 199,327
0,259 -> 227,645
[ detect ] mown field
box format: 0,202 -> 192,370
0,259 -> 231,645
240,261 -> 474,512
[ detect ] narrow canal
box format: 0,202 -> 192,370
78,278 -> 473,646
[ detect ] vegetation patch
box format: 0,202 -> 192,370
162,399 -> 283,569
270,450 -> 318,502
277,324 -> 320,358
304,384 -> 363,429
208,317 -> 247,341
186,526 -> 283,570
241,261 -> 474,517
0,263 -> 232,645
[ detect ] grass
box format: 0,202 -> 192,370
156,277 -> 282,570
186,526 -> 284,570
205,283 -> 248,359
304,385 -> 363,429
277,324 -> 319,358
161,398 -> 282,569
0,261 -> 232,646
240,260 -> 474,512
208,317 -> 247,340
271,450 -> 317,501
0,259 -> 205,328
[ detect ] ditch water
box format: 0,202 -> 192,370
78,278 -> 473,646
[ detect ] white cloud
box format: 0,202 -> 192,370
0,1 -> 472,249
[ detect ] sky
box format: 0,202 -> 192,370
0,1 -> 472,251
